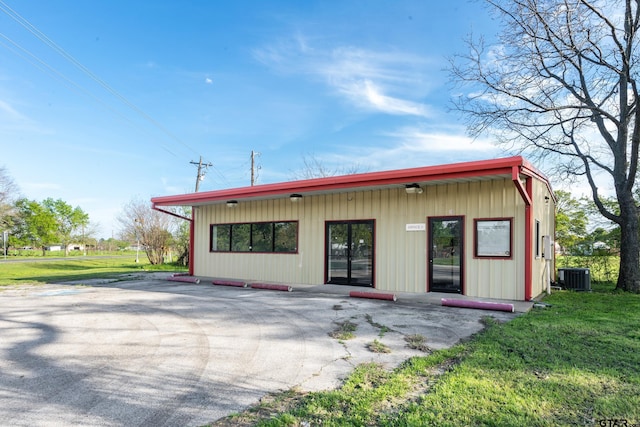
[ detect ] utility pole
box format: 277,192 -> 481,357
250,150 -> 261,186
190,156 -> 212,192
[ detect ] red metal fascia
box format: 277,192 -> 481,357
152,156 -> 527,207
520,163 -> 555,203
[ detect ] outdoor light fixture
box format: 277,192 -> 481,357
544,195 -> 550,204
290,194 -> 303,202
226,200 -> 238,208
405,183 -> 423,194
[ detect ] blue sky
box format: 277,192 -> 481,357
1,0 -> 509,238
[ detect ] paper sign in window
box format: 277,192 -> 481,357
475,219 -> 512,257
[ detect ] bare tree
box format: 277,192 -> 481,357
451,0 -> 640,292
290,153 -> 368,180
118,198 -> 173,265
0,166 -> 19,229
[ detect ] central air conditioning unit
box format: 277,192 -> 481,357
557,268 -> 591,291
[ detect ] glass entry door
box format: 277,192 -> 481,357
429,217 -> 463,293
326,220 -> 374,286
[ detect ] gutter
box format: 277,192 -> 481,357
512,166 -> 532,206
152,204 -> 194,276
152,205 -> 192,222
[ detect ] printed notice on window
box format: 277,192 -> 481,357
476,219 -> 511,257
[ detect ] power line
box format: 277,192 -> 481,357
0,0 -> 233,187
0,0 -> 199,157
0,32 -> 180,157
0,0 -> 230,162
0,0 -> 241,189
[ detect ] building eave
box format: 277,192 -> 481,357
151,156 -> 549,207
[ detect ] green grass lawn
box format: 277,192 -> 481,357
218,283 -> 640,426
0,257 -> 186,286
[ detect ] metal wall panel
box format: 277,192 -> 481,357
191,177 -> 552,300
461,179 -> 525,300
531,178 -> 556,299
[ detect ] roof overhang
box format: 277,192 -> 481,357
151,156 -> 551,208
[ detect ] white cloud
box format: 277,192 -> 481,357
304,127 -> 504,174
254,38 -> 434,118
385,127 -> 498,153
0,99 -> 55,136
337,79 -> 431,117
205,77 -> 213,84
0,99 -> 27,121
292,31 -> 313,54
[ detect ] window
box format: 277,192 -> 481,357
211,224 -> 230,252
252,223 -> 273,252
274,222 -> 297,252
210,221 -> 298,253
231,223 -> 251,252
474,218 -> 512,258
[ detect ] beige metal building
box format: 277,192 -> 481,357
152,156 -> 555,301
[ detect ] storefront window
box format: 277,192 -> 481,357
210,221 -> 297,253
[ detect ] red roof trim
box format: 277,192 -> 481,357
152,156 -> 548,207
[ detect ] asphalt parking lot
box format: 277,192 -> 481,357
0,274 -> 530,426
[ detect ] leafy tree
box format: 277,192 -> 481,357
589,226 -> 620,254
42,198 -> 90,256
582,193 -> 622,252
555,190 -> 589,255
13,199 -> 57,255
98,237 -> 129,252
118,197 -> 174,265
451,0 -> 640,292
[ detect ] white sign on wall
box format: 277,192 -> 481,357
406,223 -> 426,232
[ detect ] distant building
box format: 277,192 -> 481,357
152,156 -> 555,301
45,244 -> 85,252
127,243 -> 144,251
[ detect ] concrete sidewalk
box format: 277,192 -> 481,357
288,281 -> 534,312
0,274 -> 531,426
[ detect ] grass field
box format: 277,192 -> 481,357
218,282 -> 640,426
0,256 -> 186,286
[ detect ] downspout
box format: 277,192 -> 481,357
512,166 -> 533,301
189,207 -> 195,276
152,204 -> 194,276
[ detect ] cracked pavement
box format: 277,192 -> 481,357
0,274 -> 525,426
